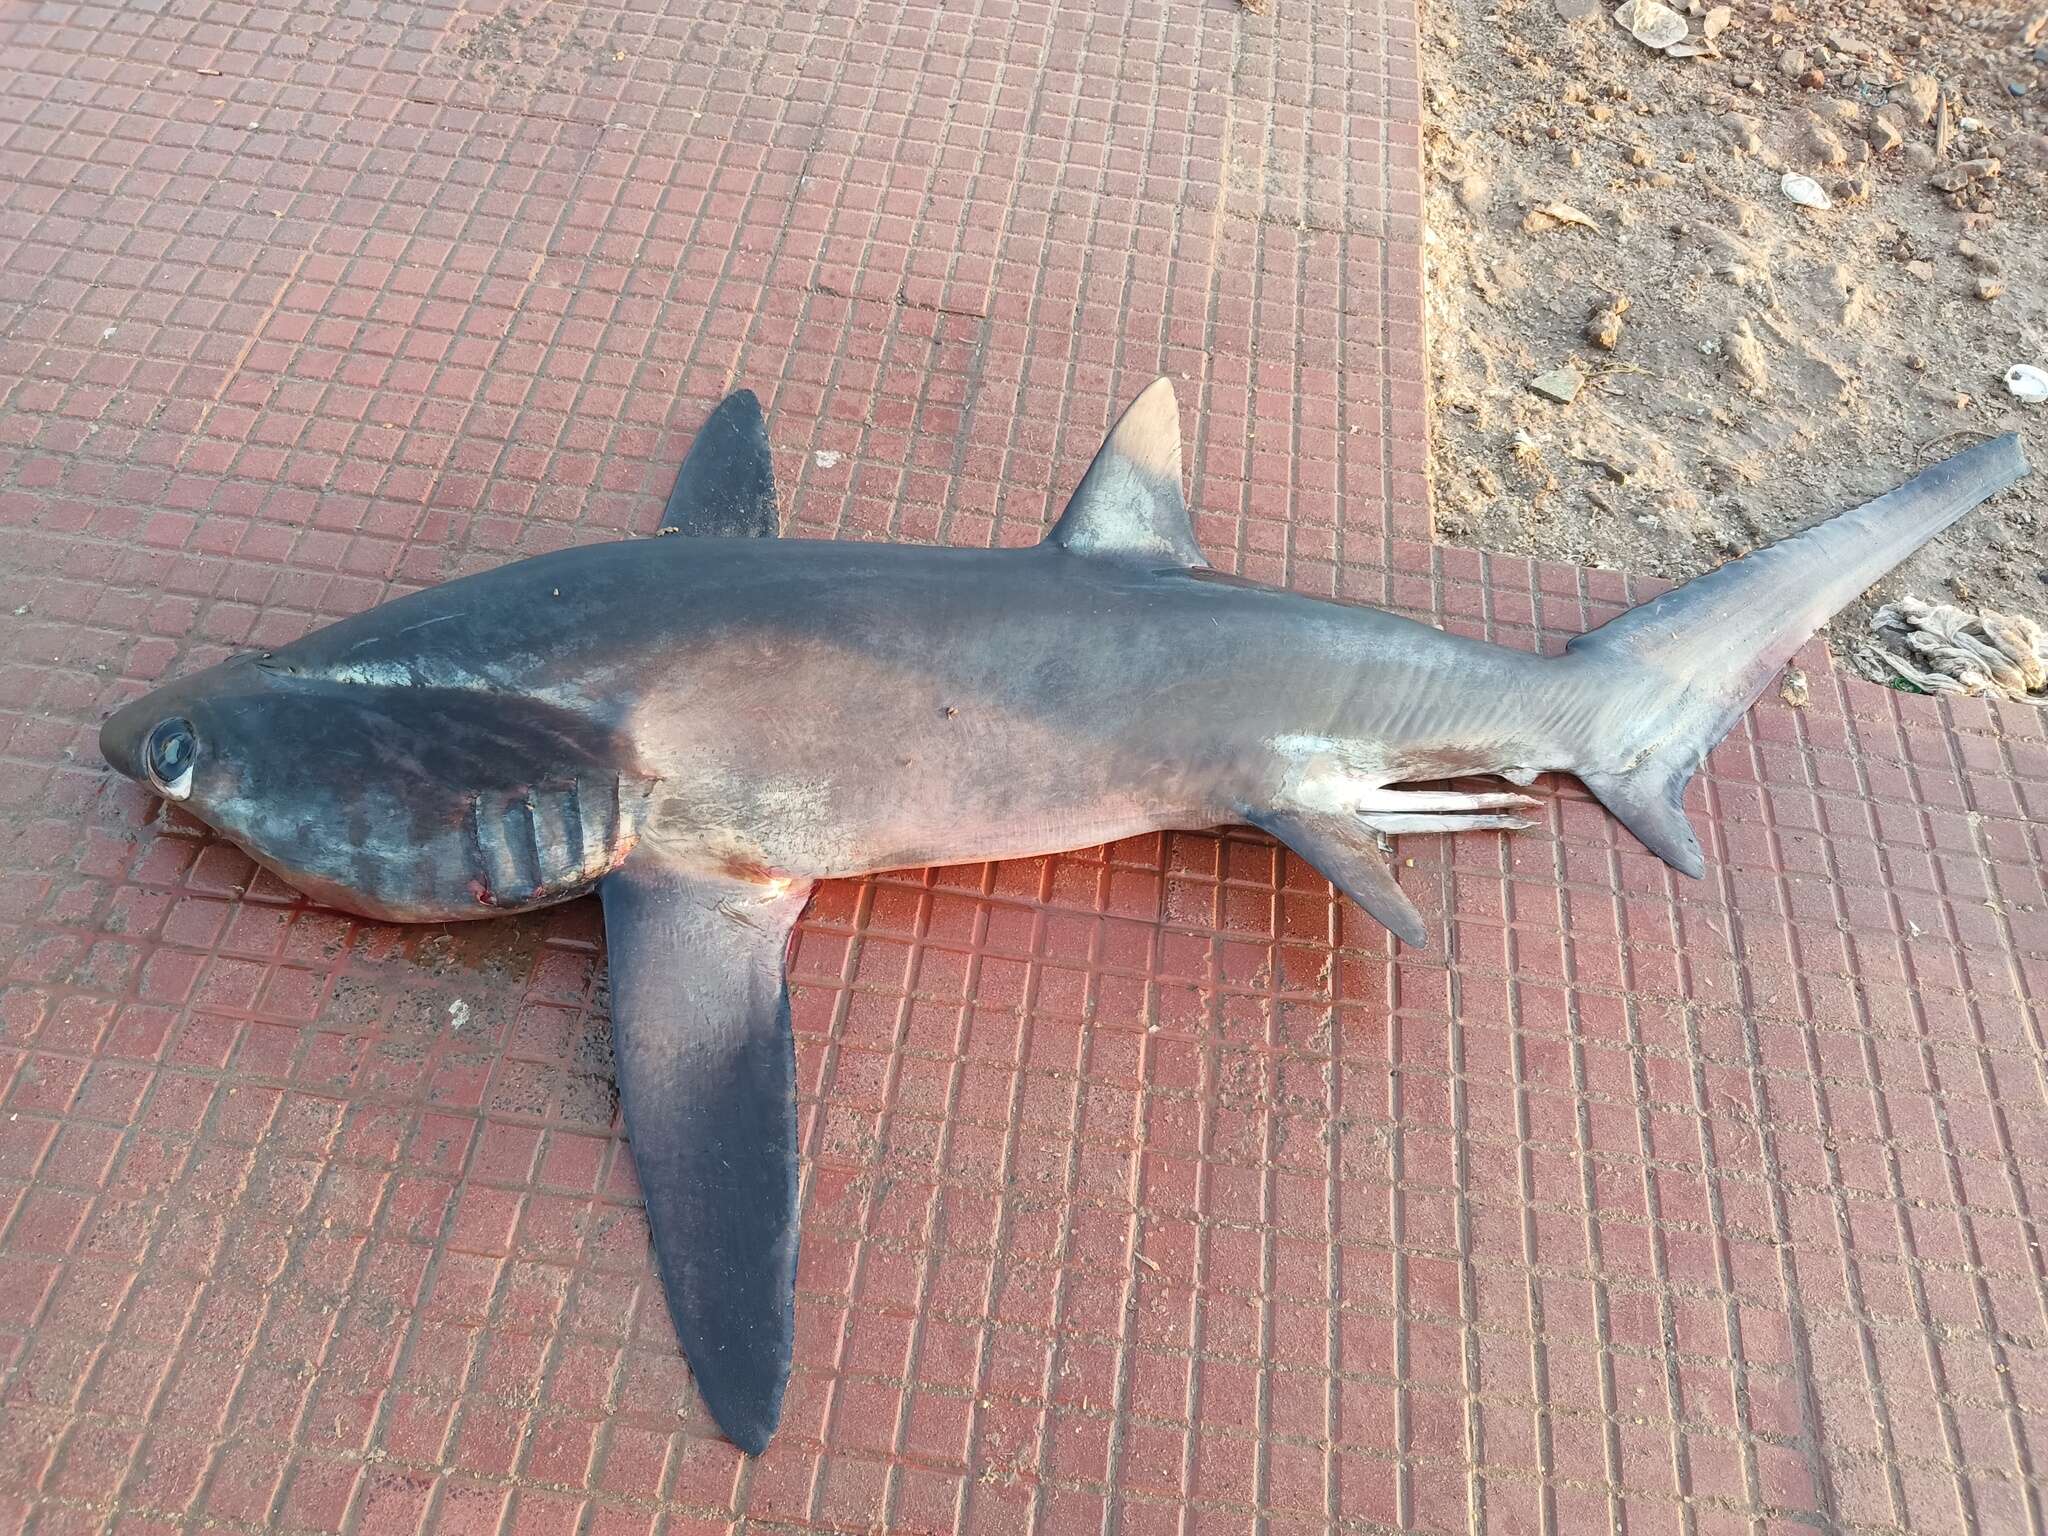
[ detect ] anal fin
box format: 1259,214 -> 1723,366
599,859 -> 814,1455
1248,807 -> 1430,949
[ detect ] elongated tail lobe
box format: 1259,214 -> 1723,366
1562,434 -> 2029,874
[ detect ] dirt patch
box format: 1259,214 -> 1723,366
1423,0 -> 2048,670
437,2 -> 610,93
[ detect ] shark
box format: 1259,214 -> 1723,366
98,380 -> 2029,1453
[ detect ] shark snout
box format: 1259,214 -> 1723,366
99,694 -> 157,784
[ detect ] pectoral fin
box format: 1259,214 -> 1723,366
599,859 -> 814,1454
1247,807 -> 1430,948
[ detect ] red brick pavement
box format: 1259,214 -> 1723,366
2,1 -> 2046,1533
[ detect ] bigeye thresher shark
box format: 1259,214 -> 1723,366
100,379 -> 2029,1453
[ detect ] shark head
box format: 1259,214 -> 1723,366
101,650 -> 642,923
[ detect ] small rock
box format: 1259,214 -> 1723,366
1957,239 -> 2002,276
1777,47 -> 1806,76
1906,353 -> 1928,372
1801,112 -> 1848,167
1905,259 -> 1935,282
1723,112 -> 1763,154
1903,142 -> 1936,171
1528,367 -> 1584,404
1867,116 -> 1903,154
1584,295 -> 1630,349
1702,4 -> 1731,36
1553,0 -> 1601,16
1929,157 -> 2001,193
1799,67 -> 1826,89
1725,319 -> 1770,395
1630,143 -> 1655,167
1779,667 -> 1810,707
1891,72 -> 1940,124
1456,172 -> 1491,213
1977,274 -> 2005,301
1949,575 -> 1973,603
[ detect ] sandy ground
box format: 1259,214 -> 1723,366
1423,0 -> 2048,671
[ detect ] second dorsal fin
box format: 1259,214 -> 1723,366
1044,378 -> 1207,568
661,389 -> 780,538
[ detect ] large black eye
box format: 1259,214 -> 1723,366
145,718 -> 197,799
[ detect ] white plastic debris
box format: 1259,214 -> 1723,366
1613,0 -> 1687,48
814,449 -> 843,468
1780,172 -> 1832,210
2004,363 -> 2048,403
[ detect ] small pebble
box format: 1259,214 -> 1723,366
1801,112 -> 1848,167
1585,296 -> 1629,350
1891,73 -> 1940,125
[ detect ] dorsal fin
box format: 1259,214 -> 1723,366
1044,378 -> 1207,567
661,389 -> 779,538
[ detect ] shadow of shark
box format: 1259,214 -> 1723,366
98,379 -> 2028,1454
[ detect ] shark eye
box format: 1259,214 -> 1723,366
145,718 -> 197,800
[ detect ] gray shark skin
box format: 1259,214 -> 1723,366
99,381 -> 2029,1454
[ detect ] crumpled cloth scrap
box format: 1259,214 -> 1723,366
1856,597 -> 2047,700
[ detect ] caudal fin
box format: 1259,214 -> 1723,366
1566,434 -> 2028,875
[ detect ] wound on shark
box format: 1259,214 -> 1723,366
99,380 -> 2029,1455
